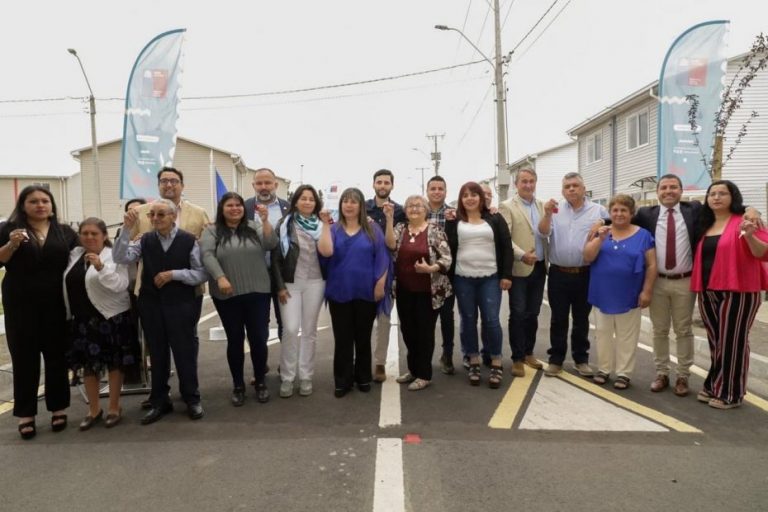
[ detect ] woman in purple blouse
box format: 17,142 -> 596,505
318,188 -> 390,398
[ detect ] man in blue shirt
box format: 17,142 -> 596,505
365,169 -> 405,382
538,172 -> 608,378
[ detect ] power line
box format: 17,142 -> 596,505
457,84 -> 493,146
510,0 -> 560,54
513,0 -> 573,62
501,0 -> 518,30
0,60 -> 485,105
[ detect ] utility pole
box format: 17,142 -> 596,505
425,133 -> 445,175
435,0 -> 509,200
415,167 -> 430,195
492,0 -> 509,201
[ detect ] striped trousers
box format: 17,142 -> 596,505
698,291 -> 762,403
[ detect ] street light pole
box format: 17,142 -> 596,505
415,167 -> 430,195
435,0 -> 509,200
68,48 -> 102,218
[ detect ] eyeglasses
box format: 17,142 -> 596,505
147,211 -> 170,219
406,205 -> 425,210
159,178 -> 181,185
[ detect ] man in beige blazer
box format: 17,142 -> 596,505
130,166 -> 211,409
498,168 -> 548,377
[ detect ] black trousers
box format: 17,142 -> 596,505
438,293 -> 456,356
213,292 -> 270,389
5,304 -> 70,417
546,267 -> 591,365
138,295 -> 200,407
397,288 -> 439,380
328,299 -> 377,390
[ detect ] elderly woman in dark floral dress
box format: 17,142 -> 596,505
385,195 -> 453,391
65,217 -> 136,430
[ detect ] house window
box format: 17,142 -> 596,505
586,131 -> 602,164
627,109 -> 649,150
32,182 -> 50,190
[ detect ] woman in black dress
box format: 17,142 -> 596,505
65,218 -> 135,429
0,186 -> 78,439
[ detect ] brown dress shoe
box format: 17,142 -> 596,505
373,364 -> 387,383
511,362 -> 525,377
673,377 -> 689,397
524,355 -> 543,370
650,374 -> 669,392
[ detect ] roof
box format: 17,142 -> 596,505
566,51 -> 754,137
70,135 -> 242,159
508,140 -> 576,168
0,169 -> 79,178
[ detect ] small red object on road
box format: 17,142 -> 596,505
403,433 -> 422,445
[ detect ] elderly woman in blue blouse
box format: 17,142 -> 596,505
384,195 -> 452,391
271,185 -> 329,398
318,187 -> 390,398
200,192 -> 278,406
583,194 -> 656,390
65,218 -> 135,430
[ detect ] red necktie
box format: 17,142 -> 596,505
665,208 -> 676,270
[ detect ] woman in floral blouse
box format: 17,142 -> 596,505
385,195 -> 452,390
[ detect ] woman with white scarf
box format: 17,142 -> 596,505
271,185 -> 330,398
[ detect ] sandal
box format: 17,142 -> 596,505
18,421 -> 36,440
593,372 -> 609,385
51,414 -> 68,432
708,398 -> 742,410
468,364 -> 481,386
488,366 -> 503,389
613,376 -> 630,390
697,389 -> 714,403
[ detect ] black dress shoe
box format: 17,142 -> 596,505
357,382 -> 372,393
334,387 -> 350,398
140,403 -> 173,425
140,398 -> 152,410
187,403 -> 204,420
231,388 -> 246,407
256,383 -> 270,403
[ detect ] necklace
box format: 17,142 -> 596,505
407,224 -> 426,243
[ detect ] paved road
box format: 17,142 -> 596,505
0,296 -> 767,512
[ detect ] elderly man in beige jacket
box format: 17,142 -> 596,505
498,168 -> 549,377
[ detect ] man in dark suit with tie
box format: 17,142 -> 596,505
633,174 -> 700,397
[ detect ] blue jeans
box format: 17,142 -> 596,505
454,274 -> 503,358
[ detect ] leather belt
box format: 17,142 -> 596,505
551,264 -> 589,274
658,271 -> 692,280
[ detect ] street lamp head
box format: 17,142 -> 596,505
67,48 -> 77,56
434,25 -> 450,31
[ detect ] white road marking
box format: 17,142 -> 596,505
520,376 -> 668,431
379,309 -> 401,428
372,438 -> 405,512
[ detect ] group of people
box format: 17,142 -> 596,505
2,163 -> 767,440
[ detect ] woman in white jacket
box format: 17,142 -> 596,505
64,218 -> 135,430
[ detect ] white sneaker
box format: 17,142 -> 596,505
299,380 -> 313,396
280,380 -> 294,398
408,378 -> 430,391
396,373 -> 415,384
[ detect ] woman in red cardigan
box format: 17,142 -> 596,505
691,180 -> 768,409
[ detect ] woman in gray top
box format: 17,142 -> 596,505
200,192 -> 278,406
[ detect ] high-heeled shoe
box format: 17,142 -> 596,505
51,414 -> 68,432
79,410 -> 103,431
18,421 -> 36,440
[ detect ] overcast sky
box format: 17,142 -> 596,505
1,0 -> 766,203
